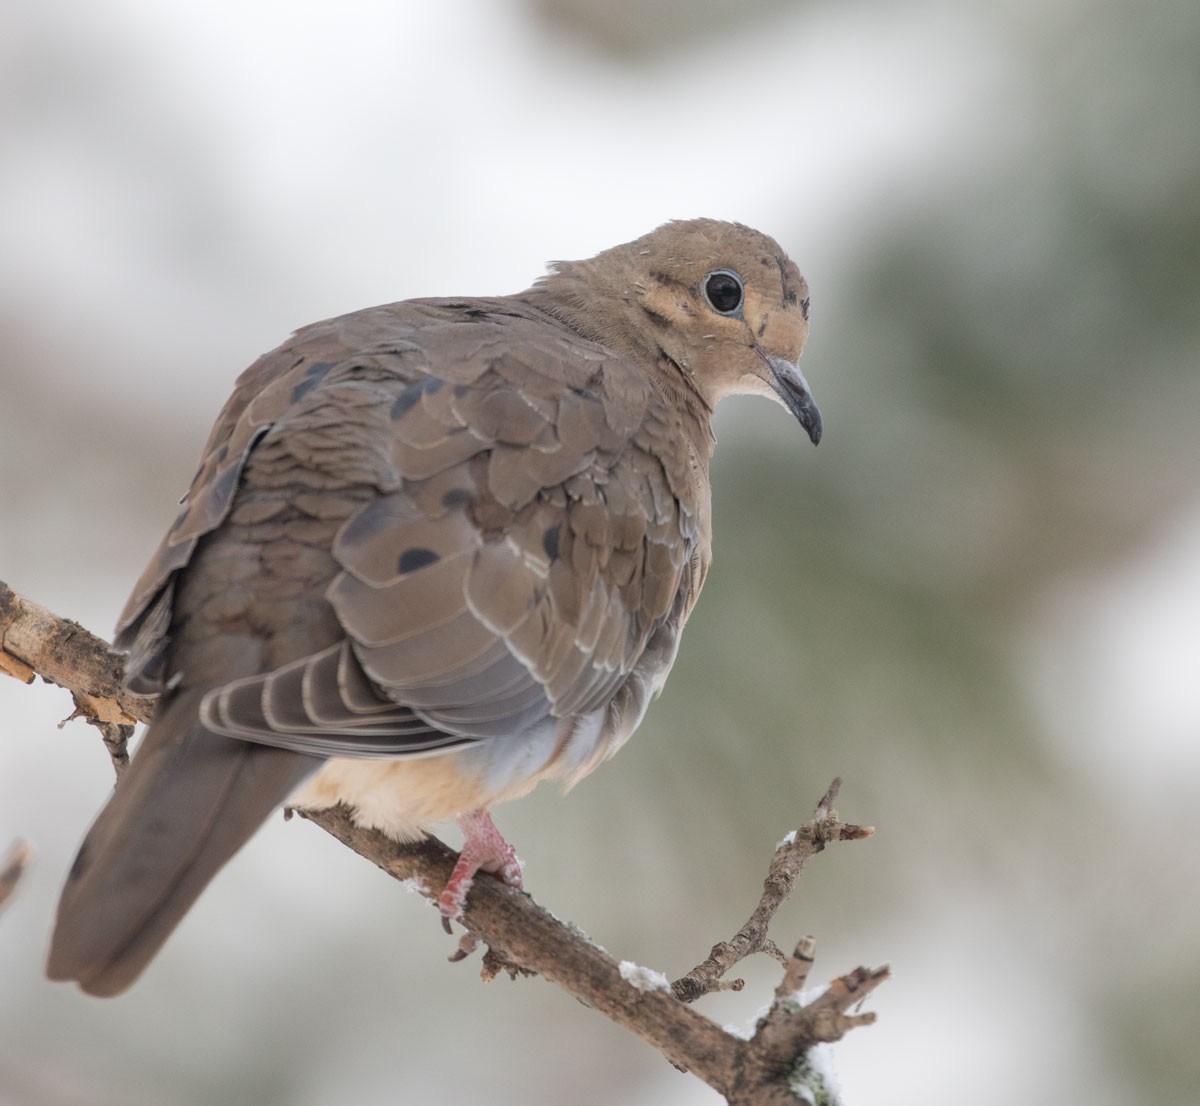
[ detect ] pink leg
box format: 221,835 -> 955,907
438,809 -> 524,920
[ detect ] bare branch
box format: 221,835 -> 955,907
672,778 -> 874,1004
752,939 -> 889,1070
3,581 -> 885,1104
0,581 -> 156,726
0,650 -> 35,684
1,581 -> 143,778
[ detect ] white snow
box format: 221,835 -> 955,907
618,960 -> 672,994
790,1043 -> 845,1106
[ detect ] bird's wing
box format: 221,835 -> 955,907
124,299 -> 705,756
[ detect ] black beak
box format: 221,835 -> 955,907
766,357 -> 822,445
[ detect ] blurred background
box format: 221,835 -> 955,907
2,0 -> 1198,1102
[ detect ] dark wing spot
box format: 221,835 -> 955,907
398,547 -> 439,574
290,360 -> 334,403
441,488 -> 473,509
390,381 -> 424,419
211,461 -> 240,506
392,375 -> 447,419
542,524 -> 561,561
800,296 -> 811,320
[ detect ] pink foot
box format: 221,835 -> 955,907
439,809 -> 524,921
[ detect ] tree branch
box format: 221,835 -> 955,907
672,777 -> 874,1004
1,579 -> 885,1103
1,582 -> 144,778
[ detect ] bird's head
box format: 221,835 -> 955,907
539,218 -> 821,445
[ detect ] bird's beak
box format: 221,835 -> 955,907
766,357 -> 822,445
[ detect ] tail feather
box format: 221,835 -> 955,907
47,690 -> 321,996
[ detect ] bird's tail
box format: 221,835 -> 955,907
47,689 -> 320,996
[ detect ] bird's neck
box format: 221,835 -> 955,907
518,269 -> 718,460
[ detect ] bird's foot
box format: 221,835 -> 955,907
439,809 -> 524,923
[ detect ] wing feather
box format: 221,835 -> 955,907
137,299 -> 704,764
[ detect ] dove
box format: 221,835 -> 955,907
47,218 -> 820,996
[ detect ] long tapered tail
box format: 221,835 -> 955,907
47,689 -> 321,996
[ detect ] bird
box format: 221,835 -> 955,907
47,218 -> 821,997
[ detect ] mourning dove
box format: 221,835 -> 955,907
47,218 -> 820,996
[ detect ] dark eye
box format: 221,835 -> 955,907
703,270 -> 744,315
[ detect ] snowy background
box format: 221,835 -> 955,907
2,0 -> 1199,1103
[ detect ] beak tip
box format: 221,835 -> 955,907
765,355 -> 823,446
806,402 -> 823,445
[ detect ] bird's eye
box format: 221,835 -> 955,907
703,270 -> 744,315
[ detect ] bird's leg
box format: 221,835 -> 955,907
439,809 -> 524,921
